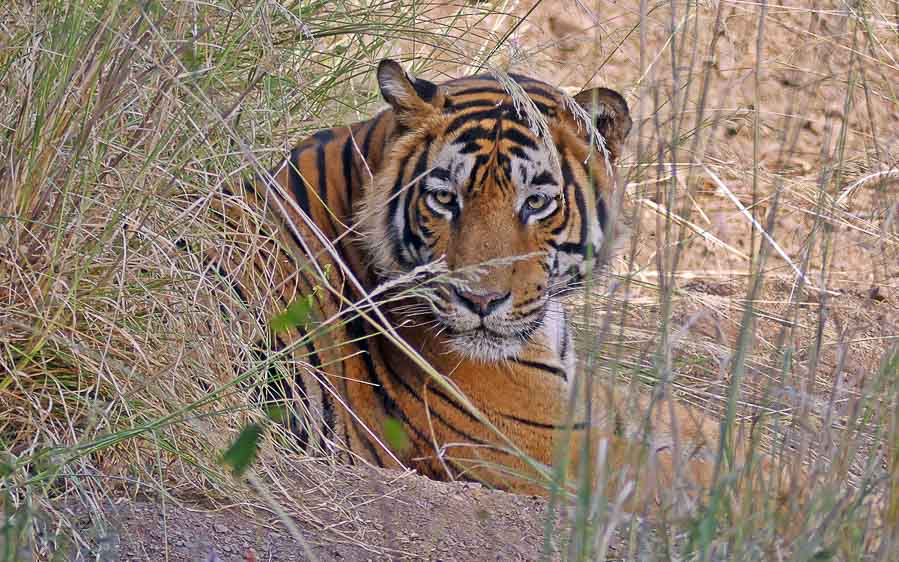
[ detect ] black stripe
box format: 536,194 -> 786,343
501,413 -> 587,431
458,142 -> 481,155
402,143 -> 431,261
509,73 -> 552,87
220,241 -> 333,450
312,129 -> 334,143
448,85 -> 509,97
341,134 -> 355,207
402,171 -> 425,265
555,156 -> 586,251
560,319 -> 570,361
246,153 -> 340,451
211,260 -> 249,306
451,124 -> 495,145
450,81 -> 556,100
314,142 -> 361,308
430,167 -> 451,181
216,234 -> 320,452
499,125 -> 539,150
571,161 -> 590,253
445,99 -> 504,112
387,152 -> 415,268
584,147 -> 607,231
532,170 -> 556,186
596,196 -> 607,230
444,102 -> 553,137
315,143 -> 350,257
446,111 -> 501,137
296,326 -> 336,445
316,144 -> 329,209
447,76 -> 557,99
549,241 -> 588,255
550,182 -> 571,234
467,154 -> 490,194
235,175 -> 313,265
362,111 -> 385,158
239,178 -> 258,198
510,358 -> 567,381
509,146 -> 528,159
410,197 -> 427,263
341,287 -> 464,462
342,317 -> 396,467
413,78 -> 438,102
252,343 -> 310,450
288,148 -> 310,215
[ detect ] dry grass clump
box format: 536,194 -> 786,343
529,0 -> 899,557
0,1 -> 467,557
0,6 -> 267,556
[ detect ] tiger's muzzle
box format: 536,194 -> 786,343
430,284 -> 547,361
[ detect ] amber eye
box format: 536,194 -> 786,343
525,193 -> 550,211
432,190 -> 455,206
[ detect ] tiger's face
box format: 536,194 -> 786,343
361,61 -> 632,361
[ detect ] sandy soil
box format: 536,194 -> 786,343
66,466 -> 558,561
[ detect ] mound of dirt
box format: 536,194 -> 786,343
66,467 -> 567,561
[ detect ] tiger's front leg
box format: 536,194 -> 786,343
564,386 -> 719,515
567,383 -> 805,518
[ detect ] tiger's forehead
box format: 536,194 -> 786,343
428,140 -> 558,196
441,74 -> 565,117
418,77 -> 565,198
394,74 -> 567,199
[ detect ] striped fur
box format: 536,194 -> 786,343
208,60 -> 724,498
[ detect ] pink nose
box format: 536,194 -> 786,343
453,288 -> 510,317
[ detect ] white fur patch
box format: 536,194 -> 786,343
379,71 -> 414,104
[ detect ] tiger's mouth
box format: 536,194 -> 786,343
438,315 -> 544,361
444,327 -> 523,361
418,283 -> 548,360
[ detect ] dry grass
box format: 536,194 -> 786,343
1,0 -> 897,560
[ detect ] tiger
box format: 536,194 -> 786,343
206,59 -> 795,512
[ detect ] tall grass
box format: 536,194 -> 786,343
1,0 -> 897,560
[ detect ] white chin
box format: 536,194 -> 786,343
446,330 -> 522,362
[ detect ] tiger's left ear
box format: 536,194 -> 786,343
573,87 -> 632,160
377,59 -> 444,124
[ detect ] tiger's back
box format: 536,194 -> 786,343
213,110 -> 401,462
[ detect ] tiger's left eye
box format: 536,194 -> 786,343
432,190 -> 455,206
525,194 -> 550,211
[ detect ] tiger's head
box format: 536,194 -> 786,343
360,60 -> 631,361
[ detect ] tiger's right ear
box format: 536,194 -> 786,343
377,59 -> 443,122
573,87 -> 632,160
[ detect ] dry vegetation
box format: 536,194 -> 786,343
1,0 -> 897,560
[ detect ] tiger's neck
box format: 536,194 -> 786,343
274,111 -> 397,286
388,298 -> 575,414
277,113 -> 394,229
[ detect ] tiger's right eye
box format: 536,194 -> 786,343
431,190 -> 455,206
525,193 -> 550,211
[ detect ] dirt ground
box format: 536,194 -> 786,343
55,1 -> 896,560
66,466 -> 557,561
